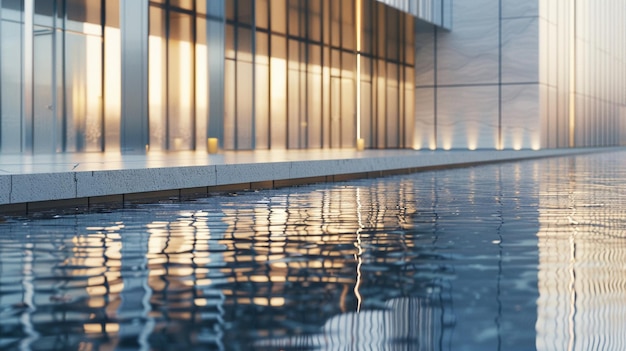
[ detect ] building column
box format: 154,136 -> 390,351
206,0 -> 225,149
120,0 -> 149,153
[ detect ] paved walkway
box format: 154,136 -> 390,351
1,147 -> 623,212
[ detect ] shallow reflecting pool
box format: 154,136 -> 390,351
2,151 -> 626,350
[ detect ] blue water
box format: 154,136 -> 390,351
2,151 -> 626,350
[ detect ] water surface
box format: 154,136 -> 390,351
2,151 -> 626,350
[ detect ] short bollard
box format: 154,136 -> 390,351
356,138 -> 365,151
208,138 -> 219,154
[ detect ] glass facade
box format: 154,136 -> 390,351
0,0 -> 417,154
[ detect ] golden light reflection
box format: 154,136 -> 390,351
84,323 -> 119,334
253,297 -> 286,307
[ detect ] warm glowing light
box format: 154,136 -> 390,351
149,35 -> 164,150
253,297 -> 286,306
270,57 -> 287,99
84,323 -> 119,334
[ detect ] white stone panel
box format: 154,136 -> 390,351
501,17 -> 539,84
452,0 -> 499,23
415,29 -> 436,87
501,84 -> 541,149
437,86 -> 499,149
501,0 -> 538,18
437,19 -> 499,85
414,88 -> 435,150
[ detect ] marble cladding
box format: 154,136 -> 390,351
501,17 -> 539,84
414,30 -> 435,86
502,0 -> 538,19
414,88 -> 435,149
437,86 -> 499,150
501,84 -> 541,149
436,19 -> 499,85
413,0 -> 599,150
452,0 -> 499,23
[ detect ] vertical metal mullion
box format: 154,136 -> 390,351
284,0 -> 289,149
191,0 -> 197,150
100,0 -> 105,151
233,0 -> 238,149
165,1 -> 170,150
0,0 -> 3,151
304,0 -> 309,149
267,3 -> 272,148
24,0 -> 33,153
58,0 -> 66,152
250,0 -> 256,150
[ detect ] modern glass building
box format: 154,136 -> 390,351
0,0 -> 624,154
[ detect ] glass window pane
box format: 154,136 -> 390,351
255,0 -> 268,29
170,0 -> 193,11
270,35 -> 287,148
237,61 -> 254,149
341,0 -> 354,50
1,20 -> 23,152
65,32 -> 103,152
237,26 -> 253,62
34,0 -> 54,26
32,27 -> 55,153
66,0 -> 102,34
237,0 -> 253,24
226,0 -> 234,20
224,59 -> 236,149
149,6 -> 166,150
1,0 -> 23,21
226,24 -> 235,59
330,0 -> 340,47
168,11 -> 194,150
270,0 -> 286,34
255,62 -> 269,149
288,0 -> 299,36
195,17 -> 208,150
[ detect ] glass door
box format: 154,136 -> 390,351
32,26 -> 56,153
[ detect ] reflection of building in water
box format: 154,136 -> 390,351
254,298 -> 440,350
0,161 -> 549,350
215,183 -> 451,349
536,157 -> 626,351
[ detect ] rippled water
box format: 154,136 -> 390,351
2,151 -> 626,350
